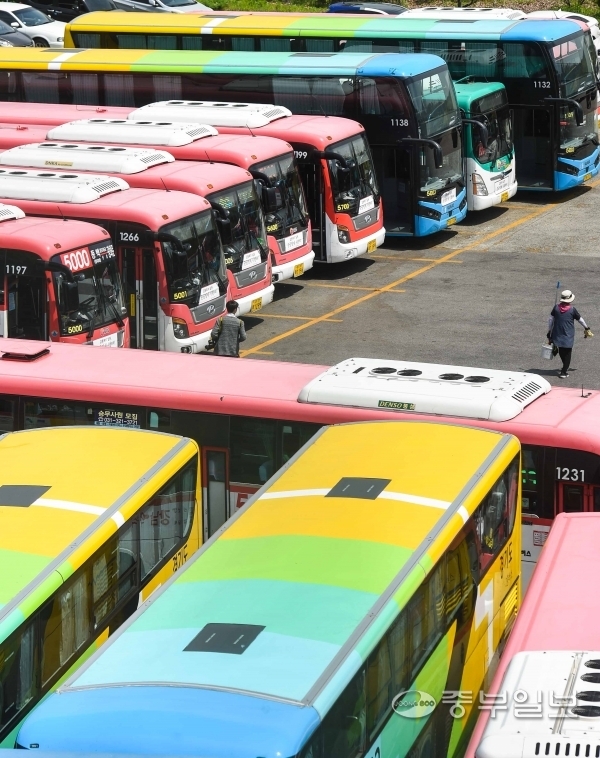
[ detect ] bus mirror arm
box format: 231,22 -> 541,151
543,97 -> 584,126
321,149 -> 351,171
154,231 -> 184,252
462,118 -> 488,150
44,260 -> 74,283
399,138 -> 444,170
210,203 -> 233,246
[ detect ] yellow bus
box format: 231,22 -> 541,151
15,421 -> 521,758
0,425 -> 200,746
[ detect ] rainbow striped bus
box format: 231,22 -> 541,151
63,12 -> 600,192
14,421 -> 521,758
0,425 -> 201,747
0,48 -> 468,236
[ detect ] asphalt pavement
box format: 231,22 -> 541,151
240,179 -> 600,389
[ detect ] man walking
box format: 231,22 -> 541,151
211,300 -> 246,357
548,289 -> 593,379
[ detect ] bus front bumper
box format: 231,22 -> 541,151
555,147 -> 600,191
470,177 -> 518,211
272,250 -> 315,282
236,283 -> 275,316
414,190 -> 467,237
327,224 -> 386,263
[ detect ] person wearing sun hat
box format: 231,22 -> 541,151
547,289 -> 593,379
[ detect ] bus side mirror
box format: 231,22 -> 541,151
216,216 -> 232,245
575,102 -> 585,126
337,166 -> 353,193
477,122 -> 489,150
261,184 -> 284,213
433,144 -> 443,170
61,280 -> 80,314
172,250 -> 188,281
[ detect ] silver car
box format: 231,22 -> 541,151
112,0 -> 212,13
0,2 -> 64,46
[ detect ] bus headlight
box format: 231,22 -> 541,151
472,173 -> 489,196
172,317 -> 189,339
337,225 -> 351,244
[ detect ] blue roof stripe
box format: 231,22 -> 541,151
358,52 -> 446,77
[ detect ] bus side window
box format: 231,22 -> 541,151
41,572 -> 90,684
366,637 -> 391,735
230,417 -> 276,485
0,622 -> 37,731
389,611 -> 408,694
321,670 -> 366,758
0,399 -> 15,432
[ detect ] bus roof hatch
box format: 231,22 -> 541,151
0,169 -> 128,203
48,119 -> 218,147
0,143 -> 174,175
130,101 -> 292,129
298,357 -> 552,422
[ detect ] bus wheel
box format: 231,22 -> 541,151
33,38 -> 49,47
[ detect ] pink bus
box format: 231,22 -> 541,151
0,104 -> 315,283
465,512 -> 600,758
129,102 -> 386,264
0,342 -> 597,576
0,205 -> 128,348
0,141 -> 273,316
0,172 -> 229,352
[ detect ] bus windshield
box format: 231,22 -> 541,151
407,68 -> 460,138
53,241 -> 125,337
559,103 -> 597,152
328,133 -> 380,216
210,181 -> 269,272
160,211 -> 227,306
419,128 -> 463,193
551,34 -> 597,98
253,154 -> 308,239
471,94 -> 514,167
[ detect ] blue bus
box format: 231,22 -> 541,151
67,14 -> 600,192
0,48 -> 468,235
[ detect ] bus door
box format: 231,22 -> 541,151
371,145 -> 413,235
120,246 -> 159,350
2,272 -> 47,341
512,105 -> 553,189
297,157 -> 325,261
557,481 -> 600,514
202,447 -> 230,540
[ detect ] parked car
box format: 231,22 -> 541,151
110,0 -> 212,12
21,0 -> 117,24
327,2 -> 406,13
0,2 -> 64,46
528,10 -> 600,54
0,14 -> 32,43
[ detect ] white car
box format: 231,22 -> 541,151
0,2 -> 64,46
528,10 -> 600,54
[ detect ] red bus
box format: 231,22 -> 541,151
465,512 -> 600,758
0,142 -> 273,316
0,342 -> 598,581
0,172 -> 229,352
0,105 -> 315,283
0,204 -> 128,348
130,102 -> 386,264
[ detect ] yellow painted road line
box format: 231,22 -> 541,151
255,314 -> 343,322
240,201 -> 560,357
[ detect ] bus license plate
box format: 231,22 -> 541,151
583,172 -> 592,182
501,191 -> 509,202
447,217 -> 457,226
367,239 -> 377,253
293,263 -> 304,277
251,297 -> 262,312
